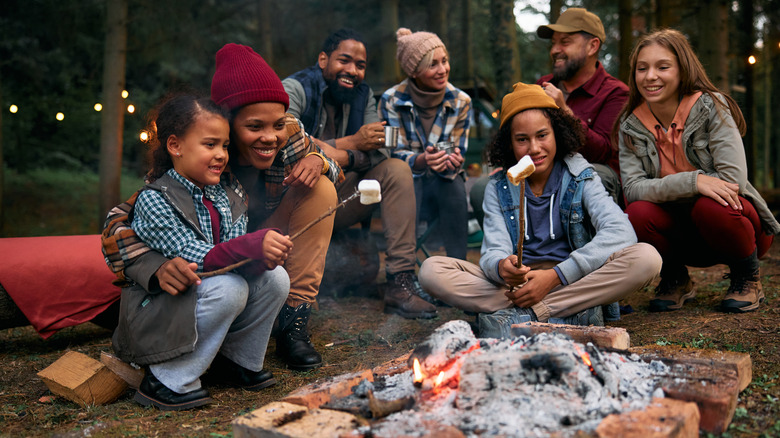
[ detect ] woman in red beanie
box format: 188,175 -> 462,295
103,44 -> 342,373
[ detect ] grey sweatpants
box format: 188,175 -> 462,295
418,243 -> 661,321
151,268 -> 289,393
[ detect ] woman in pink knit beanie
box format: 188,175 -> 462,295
379,28 -> 474,261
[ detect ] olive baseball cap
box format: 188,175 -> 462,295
536,8 -> 606,42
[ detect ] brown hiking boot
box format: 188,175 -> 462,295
383,272 -> 437,319
721,274 -> 765,313
649,276 -> 696,312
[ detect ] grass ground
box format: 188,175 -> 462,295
1,168 -> 778,437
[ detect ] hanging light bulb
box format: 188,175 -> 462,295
122,90 -> 129,99
94,103 -> 103,111
9,105 -> 18,113
56,112 -> 65,121
127,104 -> 135,114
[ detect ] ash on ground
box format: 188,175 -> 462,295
359,320 -> 670,438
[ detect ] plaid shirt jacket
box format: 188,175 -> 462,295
378,79 -> 472,180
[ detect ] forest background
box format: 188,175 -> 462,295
0,0 -> 777,235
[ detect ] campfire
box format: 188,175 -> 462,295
234,320 -> 749,438
329,320 -> 668,437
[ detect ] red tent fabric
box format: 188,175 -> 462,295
0,235 -> 120,339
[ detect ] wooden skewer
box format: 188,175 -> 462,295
507,178 -> 528,296
517,179 -> 525,269
198,190 -> 360,279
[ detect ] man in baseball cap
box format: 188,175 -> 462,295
536,7 -> 627,204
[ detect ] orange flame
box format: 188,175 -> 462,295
434,371 -> 444,387
580,351 -> 593,368
413,358 -> 424,383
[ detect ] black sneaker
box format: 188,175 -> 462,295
204,354 -> 276,391
134,373 -> 212,411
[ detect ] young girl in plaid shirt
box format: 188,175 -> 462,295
118,95 -> 290,410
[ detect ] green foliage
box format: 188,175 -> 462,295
1,167 -> 144,237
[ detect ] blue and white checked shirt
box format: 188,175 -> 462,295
132,169 -> 247,271
378,79 -> 472,180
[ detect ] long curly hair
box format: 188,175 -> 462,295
145,94 -> 230,181
486,108 -> 585,170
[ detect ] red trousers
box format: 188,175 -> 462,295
626,196 -> 774,268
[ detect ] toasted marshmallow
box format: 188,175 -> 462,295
358,179 -> 382,204
507,155 -> 535,185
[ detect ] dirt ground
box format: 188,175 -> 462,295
1,238 -> 779,437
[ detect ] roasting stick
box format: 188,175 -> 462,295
199,179 -> 382,279
505,156 -> 535,292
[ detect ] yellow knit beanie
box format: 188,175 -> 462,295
499,82 -> 559,128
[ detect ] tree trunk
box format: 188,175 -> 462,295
379,0 -> 400,87
429,0 -> 448,45
462,0 -> 474,80
489,0 -> 521,106
98,0 -> 128,228
618,0 -> 633,84
257,0 -> 274,66
698,0 -> 729,91
550,0 -> 563,23
738,0 -> 755,182
0,75 -> 4,233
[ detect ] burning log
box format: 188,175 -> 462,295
232,321 -> 748,437
511,321 -> 631,351
407,320 -> 480,378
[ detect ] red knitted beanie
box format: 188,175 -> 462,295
211,43 -> 289,111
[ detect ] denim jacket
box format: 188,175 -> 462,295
480,153 -> 637,286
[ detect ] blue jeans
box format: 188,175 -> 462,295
151,268 -> 288,393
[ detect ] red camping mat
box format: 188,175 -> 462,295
0,235 -> 120,339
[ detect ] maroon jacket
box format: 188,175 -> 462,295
537,62 -> 628,174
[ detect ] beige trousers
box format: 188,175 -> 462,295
263,175 -> 337,307
418,243 -> 661,321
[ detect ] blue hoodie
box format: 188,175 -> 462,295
480,153 -> 637,286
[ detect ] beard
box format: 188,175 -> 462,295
551,51 -> 587,83
325,74 -> 360,104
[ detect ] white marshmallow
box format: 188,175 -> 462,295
507,155 -> 535,185
358,179 -> 382,205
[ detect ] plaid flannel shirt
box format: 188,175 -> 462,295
131,169 -> 247,271
378,79 -> 472,180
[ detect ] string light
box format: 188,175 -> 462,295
122,90 -> 129,99
139,130 -> 149,142
94,103 -> 102,111
127,104 -> 135,114
56,112 -> 65,121
9,105 -> 18,113
748,55 -> 757,65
